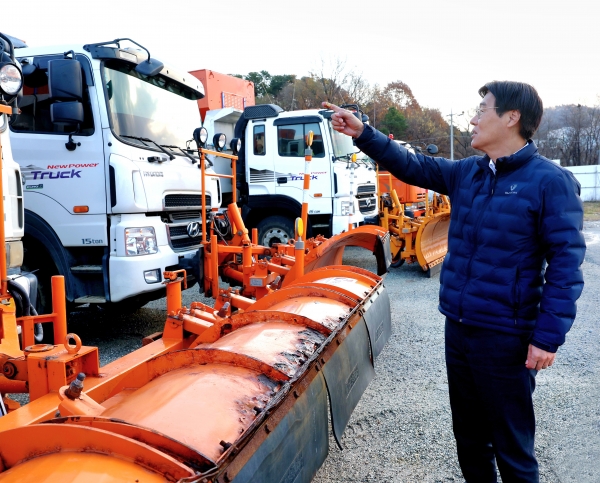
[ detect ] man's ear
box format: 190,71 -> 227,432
506,110 -> 521,128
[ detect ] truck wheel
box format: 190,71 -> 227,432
390,255 -> 405,268
256,216 -> 295,247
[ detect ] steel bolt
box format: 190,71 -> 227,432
65,373 -> 86,400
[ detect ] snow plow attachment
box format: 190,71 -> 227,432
378,170 -> 451,276
0,142 -> 392,483
0,266 -> 390,483
415,211 -> 451,273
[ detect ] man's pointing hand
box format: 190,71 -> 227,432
322,102 -> 365,139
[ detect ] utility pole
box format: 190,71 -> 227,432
447,109 -> 464,160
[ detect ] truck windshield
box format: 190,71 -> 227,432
328,122 -> 356,159
103,61 -> 200,150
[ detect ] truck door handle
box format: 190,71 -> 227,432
277,177 -> 288,184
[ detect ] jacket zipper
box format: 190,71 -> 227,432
458,170 -> 497,319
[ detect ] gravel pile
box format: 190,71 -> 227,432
58,221 -> 600,482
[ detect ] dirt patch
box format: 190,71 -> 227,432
584,201 -> 600,221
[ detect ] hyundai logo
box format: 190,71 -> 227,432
187,221 -> 202,238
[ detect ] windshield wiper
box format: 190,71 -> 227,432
162,144 -> 198,164
121,135 -> 175,160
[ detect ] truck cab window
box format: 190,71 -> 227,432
253,125 -> 265,155
11,57 -> 94,135
277,122 -> 325,158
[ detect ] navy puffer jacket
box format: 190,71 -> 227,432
356,125 -> 585,352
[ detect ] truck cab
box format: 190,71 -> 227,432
10,39 -> 221,311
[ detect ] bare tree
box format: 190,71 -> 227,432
453,109 -> 481,159
537,103 -> 600,166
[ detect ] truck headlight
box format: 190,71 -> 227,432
125,227 -> 158,256
193,126 -> 209,148
213,133 -> 226,152
341,201 -> 352,216
0,63 -> 23,96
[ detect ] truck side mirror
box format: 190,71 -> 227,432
135,58 -> 164,77
51,102 -> 84,125
48,59 -> 83,101
426,144 -> 439,155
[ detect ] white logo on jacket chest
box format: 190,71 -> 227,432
505,183 -> 518,195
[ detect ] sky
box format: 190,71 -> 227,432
5,0 -> 599,131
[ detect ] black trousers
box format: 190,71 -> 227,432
445,318 -> 539,483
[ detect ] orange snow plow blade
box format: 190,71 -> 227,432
415,212 -> 451,271
0,265 -> 390,483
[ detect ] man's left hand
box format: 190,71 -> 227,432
525,344 -> 556,370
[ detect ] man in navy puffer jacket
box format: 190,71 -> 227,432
324,81 -> 585,483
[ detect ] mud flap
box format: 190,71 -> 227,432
322,319 -> 375,448
232,373 -> 329,483
374,232 -> 392,276
362,287 -> 392,361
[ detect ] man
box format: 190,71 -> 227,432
324,81 -> 585,483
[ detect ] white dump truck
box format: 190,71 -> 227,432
192,71 -> 378,246
10,38 -> 221,312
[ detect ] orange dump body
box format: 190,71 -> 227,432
191,69 -> 256,121
378,170 -> 427,204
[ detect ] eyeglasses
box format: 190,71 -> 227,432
475,106 -> 498,119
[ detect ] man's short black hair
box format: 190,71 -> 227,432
478,81 -> 543,140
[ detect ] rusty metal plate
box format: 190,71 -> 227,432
322,319 -> 375,447
375,232 -> 392,275
362,287 -> 392,361
231,372 -> 329,483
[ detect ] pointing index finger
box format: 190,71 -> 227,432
322,101 -> 343,112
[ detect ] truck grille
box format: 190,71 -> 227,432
358,197 -> 378,214
167,221 -> 204,252
356,184 -> 377,215
164,194 -> 211,210
356,184 -> 376,196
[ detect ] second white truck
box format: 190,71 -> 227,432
202,102 -> 379,246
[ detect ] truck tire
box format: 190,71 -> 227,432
256,216 -> 295,247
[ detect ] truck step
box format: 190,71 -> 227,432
70,265 -> 104,274
74,296 -> 106,304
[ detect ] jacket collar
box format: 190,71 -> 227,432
476,140 -> 538,173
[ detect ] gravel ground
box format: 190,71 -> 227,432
49,221 -> 600,482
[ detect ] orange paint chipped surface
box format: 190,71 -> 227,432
0,452 -> 168,483
264,296 -> 349,325
208,321 -> 324,376
101,364 -> 278,461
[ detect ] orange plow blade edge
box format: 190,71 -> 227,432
415,212 -> 451,274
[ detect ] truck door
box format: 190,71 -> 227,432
10,54 -> 106,246
273,117 -> 332,216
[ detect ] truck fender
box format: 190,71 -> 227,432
24,210 -> 76,301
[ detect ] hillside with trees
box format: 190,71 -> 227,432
233,66 -> 599,165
